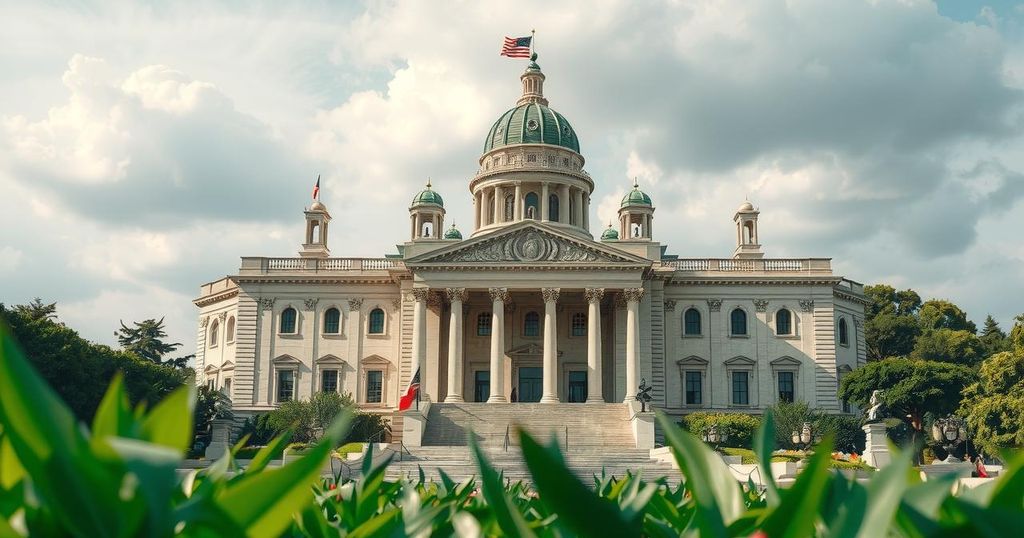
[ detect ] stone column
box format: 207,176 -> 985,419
494,186 -> 505,224
487,287 -> 509,403
623,288 -> 644,402
574,189 -> 583,227
541,183 -> 550,222
583,192 -> 590,232
514,182 -> 523,222
585,288 -> 604,403
559,185 -> 570,224
541,287 -> 560,403
445,288 -> 467,402
474,190 -> 481,230
411,288 -> 430,402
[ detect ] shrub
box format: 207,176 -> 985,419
238,413 -> 276,446
681,412 -> 760,448
814,414 -> 865,454
348,412 -> 390,442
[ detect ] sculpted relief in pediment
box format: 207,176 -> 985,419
427,229 -> 608,264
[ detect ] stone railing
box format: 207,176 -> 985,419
240,257 -> 397,274
664,258 -> 831,274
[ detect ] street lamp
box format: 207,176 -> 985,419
791,422 -> 815,451
931,416 -> 967,463
702,424 -> 729,452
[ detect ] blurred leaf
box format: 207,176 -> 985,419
989,451 -> 1024,510
91,373 -> 132,441
754,409 -> 781,507
348,508 -> 401,538
0,435 -> 24,490
852,446 -> 914,538
140,384 -> 194,453
247,432 -> 292,475
519,429 -> 639,537
656,411 -> 743,537
760,435 -> 835,538
469,435 -> 537,538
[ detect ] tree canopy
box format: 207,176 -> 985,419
116,317 -> 193,368
909,328 -> 983,366
959,345 -> 1024,457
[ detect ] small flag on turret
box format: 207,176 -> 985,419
500,36 -> 532,58
312,175 -> 320,200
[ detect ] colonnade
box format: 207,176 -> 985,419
473,182 -> 590,231
408,286 -> 645,404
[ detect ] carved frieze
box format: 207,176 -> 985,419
584,287 -> 605,304
706,299 -> 722,312
799,299 -> 815,312
541,287 -> 561,304
753,299 -> 769,312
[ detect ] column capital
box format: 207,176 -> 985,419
584,287 -> 605,304
541,287 -> 561,304
488,287 -> 510,303
445,287 -> 468,303
347,298 -> 363,311
623,287 -> 645,303
411,288 -> 431,302
706,298 -> 723,312
664,299 -> 677,312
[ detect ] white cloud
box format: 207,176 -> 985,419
0,246 -> 24,274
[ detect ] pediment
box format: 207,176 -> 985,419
508,343 -> 544,356
406,221 -> 651,268
771,356 -> 802,367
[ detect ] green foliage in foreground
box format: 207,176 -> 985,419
3,320 -> 1024,536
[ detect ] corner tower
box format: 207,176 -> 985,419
471,54 -> 594,238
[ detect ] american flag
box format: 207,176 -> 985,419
500,36 -> 532,58
312,174 -> 320,200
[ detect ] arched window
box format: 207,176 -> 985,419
776,308 -> 793,335
504,194 -> 515,220
280,308 -> 297,334
226,316 -> 235,343
477,312 -> 492,336
524,192 -> 539,219
730,308 -> 747,336
368,308 -> 385,334
324,308 -> 341,334
209,320 -> 219,346
631,223 -> 642,238
684,308 -> 701,335
421,221 -> 433,238
548,193 -> 560,221
524,311 -> 540,337
571,312 -> 587,336
838,318 -> 849,346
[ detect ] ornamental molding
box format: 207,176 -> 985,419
799,299 -> 815,312
542,287 -> 561,304
304,298 -> 319,310
217,312 -> 227,322
199,316 -> 209,328
753,299 -> 769,312
833,289 -> 872,306
192,288 -> 239,308
664,299 -> 677,312
706,299 -> 723,312
348,298 -> 364,311
623,288 -> 645,303
258,297 -> 276,310
488,287 -> 511,303
584,288 -> 605,304
446,288 -> 468,303
411,288 -> 431,302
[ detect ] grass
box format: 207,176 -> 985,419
722,447 -> 874,471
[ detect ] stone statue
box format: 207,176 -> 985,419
866,390 -> 885,422
636,378 -> 653,413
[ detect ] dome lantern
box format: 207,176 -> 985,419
601,223 -> 619,241
618,178 -> 656,240
443,223 -> 463,240
409,179 -> 446,240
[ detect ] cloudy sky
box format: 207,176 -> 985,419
2,0 -> 1023,354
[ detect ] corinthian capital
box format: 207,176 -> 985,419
411,287 -> 431,302
541,287 -> 561,304
446,287 -> 468,304
584,287 -> 605,304
488,287 -> 510,303
623,287 -> 645,303
347,298 -> 363,311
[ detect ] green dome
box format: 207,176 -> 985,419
411,181 -> 443,208
601,225 -> 619,241
620,180 -> 652,208
443,224 -> 462,240
483,103 -> 580,154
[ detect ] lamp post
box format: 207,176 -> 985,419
931,416 -> 967,463
702,424 -> 729,452
791,422 -> 815,451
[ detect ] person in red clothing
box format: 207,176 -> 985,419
975,455 -> 989,478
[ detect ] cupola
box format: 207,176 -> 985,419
409,180 -> 446,240
600,223 -> 619,241
300,193 -> 331,258
617,178 -> 655,240
443,223 -> 463,240
733,199 -> 763,259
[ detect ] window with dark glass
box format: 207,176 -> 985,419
778,371 -> 794,403
684,308 -> 701,335
548,194 -> 560,221
730,308 -> 747,336
477,312 -> 492,336
366,370 -> 383,403
226,316 -> 235,342
838,318 -> 849,346
277,370 -> 295,402
776,308 -> 792,335
324,308 -> 341,334
571,312 -> 587,336
474,371 -> 490,402
524,311 -> 540,337
280,308 -> 297,334
685,371 -> 702,405
368,308 -> 385,334
223,377 -> 232,396
731,371 -> 749,405
524,192 -> 539,219
321,369 -> 338,393
209,320 -> 219,346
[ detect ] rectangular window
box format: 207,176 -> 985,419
571,313 -> 587,337
223,377 -> 232,397
277,370 -> 295,402
778,371 -> 794,403
475,371 -> 490,402
321,369 -> 338,393
366,370 -> 383,403
731,371 -> 749,405
477,314 -> 492,336
685,371 -> 702,405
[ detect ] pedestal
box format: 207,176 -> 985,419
401,401 -> 431,447
862,422 -> 891,469
204,419 -> 233,460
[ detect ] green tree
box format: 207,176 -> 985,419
10,298 -> 58,321
918,299 -> 976,333
865,313 -> 921,361
865,284 -> 922,318
979,314 -> 1010,357
1010,314 -> 1024,350
838,358 -> 976,461
116,317 -> 193,368
959,345 -> 1024,458
910,328 -> 983,366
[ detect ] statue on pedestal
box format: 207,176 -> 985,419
866,390 -> 886,423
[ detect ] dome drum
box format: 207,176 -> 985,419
472,145 -> 592,191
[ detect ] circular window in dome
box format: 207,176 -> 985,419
526,119 -> 539,131
561,125 -> 571,137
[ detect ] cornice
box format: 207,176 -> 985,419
193,289 -> 239,307
234,276 -> 397,285
667,276 -> 843,286
833,289 -> 871,306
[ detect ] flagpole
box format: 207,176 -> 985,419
531,28 -> 536,59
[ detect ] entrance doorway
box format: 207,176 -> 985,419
568,371 -> 587,403
518,367 -> 542,402
474,371 -> 490,402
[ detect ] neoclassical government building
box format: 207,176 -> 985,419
194,58 -> 867,433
